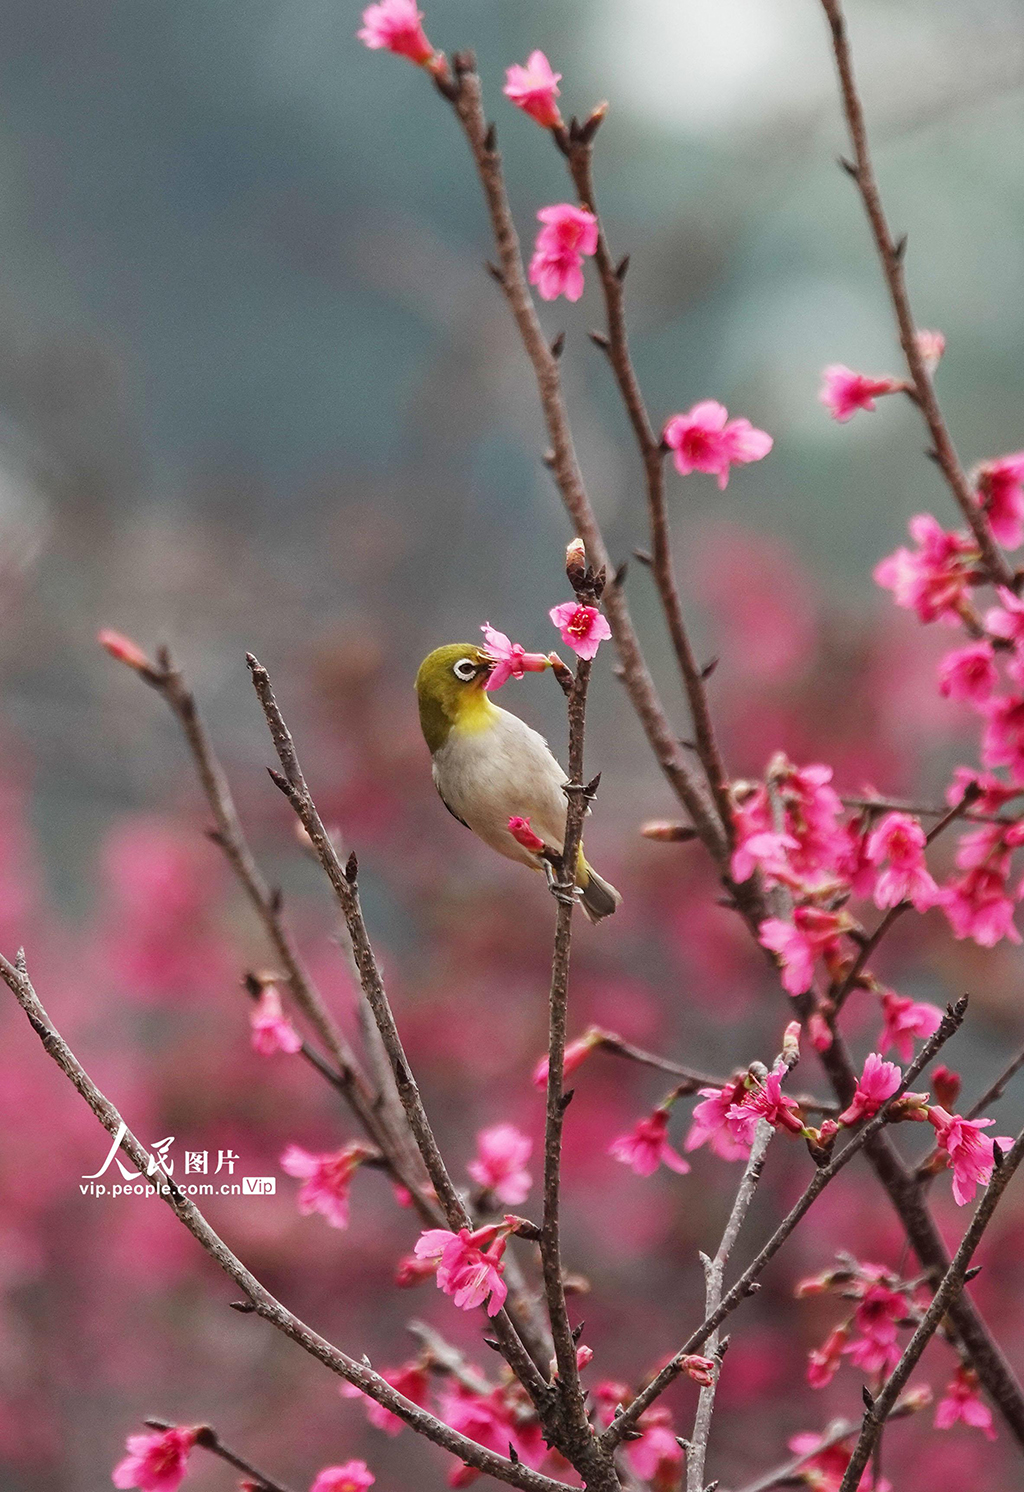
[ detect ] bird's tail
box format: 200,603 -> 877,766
577,854 -> 621,924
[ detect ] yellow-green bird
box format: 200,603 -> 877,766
415,643 -> 621,922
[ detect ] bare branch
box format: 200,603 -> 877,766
0,952 -> 569,1492
838,1126 -> 1024,1491
818,0 -> 1014,587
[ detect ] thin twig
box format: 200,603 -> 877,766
0,952 -> 568,1492
602,999 -> 966,1449
686,1119 -> 776,1492
539,653 -> 597,1458
837,1125 -> 1024,1491
438,55 -> 729,867
406,1320 -> 494,1396
145,1420 -> 296,1492
724,1418 -> 857,1492
244,654 -> 551,1401
564,135 -> 732,838
818,0 -> 1014,588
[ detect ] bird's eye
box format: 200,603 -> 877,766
452,657 -> 478,681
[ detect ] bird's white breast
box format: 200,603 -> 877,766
433,706 -> 569,866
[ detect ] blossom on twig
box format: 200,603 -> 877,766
838,1053 -> 902,1126
112,1427 -> 197,1492
819,364 -> 902,422
503,51 -> 562,129
413,1225 -> 509,1315
684,1078 -> 752,1161
935,1366 -> 997,1440
467,1123 -> 533,1205
357,0 -> 435,65
549,601 -> 611,659
280,1143 -> 372,1230
609,1106 -> 690,1177
249,983 -> 302,1056
878,989 -> 942,1065
528,204 -> 598,302
758,906 -> 849,995
662,400 -> 772,490
873,514 -> 978,624
728,1063 -> 803,1139
927,1106 -> 1013,1206
864,811 -> 938,911
309,1463 -> 376,1492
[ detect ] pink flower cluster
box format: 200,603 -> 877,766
927,1106 -> 1013,1206
798,1259 -> 919,1387
874,514 -> 978,625
528,204 -> 598,303
413,1223 -> 509,1315
788,1429 -> 892,1492
594,1382 -> 684,1488
280,1142 -> 372,1230
663,400 -> 772,490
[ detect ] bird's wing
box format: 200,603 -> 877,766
437,788 -> 470,830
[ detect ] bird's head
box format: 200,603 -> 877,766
416,644 -> 495,753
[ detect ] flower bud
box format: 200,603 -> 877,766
99,628 -> 155,676
681,1354 -> 716,1387
782,1021 -> 801,1064
893,1383 -> 933,1417
566,536 -> 587,588
640,821 -> 698,842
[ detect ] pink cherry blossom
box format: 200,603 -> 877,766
480,623 -> 550,691
935,1366 -> 997,1439
440,1383 -> 546,1481
937,641 -> 998,704
357,0 -> 434,65
624,1407 -> 684,1486
503,51 -> 562,128
928,1106 -> 1013,1205
250,984 -> 302,1056
946,766 -> 1020,815
838,1052 -> 901,1127
981,694 -> 1024,781
341,1362 -> 430,1436
609,1107 -> 690,1177
864,811 -> 939,910
549,601 -> 611,659
985,585 -> 1024,648
788,1432 -> 890,1492
758,906 -> 848,995
467,1123 -> 533,1204
878,989 -> 942,1064
528,204 -> 598,302
873,514 -> 977,624
413,1225 -> 508,1315
112,1427 -> 197,1492
939,863 -> 1021,946
532,1024 -> 609,1088
728,1063 -> 804,1139
280,1143 -> 369,1230
975,451 -> 1024,549
684,1078 -> 752,1161
731,759 -> 849,893
807,1324 -> 849,1388
843,1279 -> 905,1377
663,400 -> 772,490
309,1463 -> 375,1492
819,364 -> 901,422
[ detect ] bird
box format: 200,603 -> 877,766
415,642 -> 621,922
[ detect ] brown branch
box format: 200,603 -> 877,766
686,1118 -> 776,1492
838,1126 -> 1024,1492
592,1031 -> 835,1114
438,54 -> 729,869
145,1420 -> 296,1492
840,794 -> 1023,828
244,654 -> 552,1403
127,644 -> 439,1223
602,998 -> 966,1449
564,134 -> 732,838
818,0 -> 1014,588
537,651 -> 603,1467
0,952 -> 569,1492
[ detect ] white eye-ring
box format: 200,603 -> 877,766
452,657 -> 478,681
